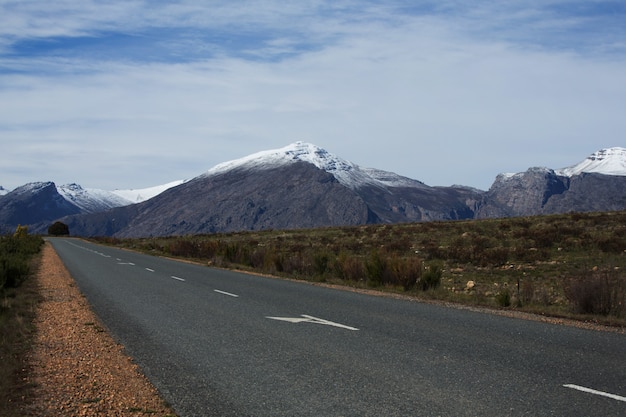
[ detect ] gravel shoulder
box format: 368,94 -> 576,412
19,242 -> 177,416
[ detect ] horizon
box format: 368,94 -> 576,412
2,142 -> 625,194
2,1 -> 625,191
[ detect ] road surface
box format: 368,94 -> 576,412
48,238 -> 626,416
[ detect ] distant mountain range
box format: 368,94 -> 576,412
1,143 -> 625,237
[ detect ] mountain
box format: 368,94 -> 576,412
3,143 -> 626,236
57,183 -> 132,212
60,142 -> 482,237
0,186 -> 8,197
556,147 -> 626,177
111,180 -> 187,203
475,147 -> 626,218
0,182 -> 132,232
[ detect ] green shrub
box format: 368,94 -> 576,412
419,263 -> 442,291
0,235 -> 43,291
0,255 -> 29,289
496,289 -> 511,307
365,249 -> 388,287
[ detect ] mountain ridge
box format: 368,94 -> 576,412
2,143 -> 625,236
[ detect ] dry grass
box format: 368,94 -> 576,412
96,210 -> 626,327
0,255 -> 40,417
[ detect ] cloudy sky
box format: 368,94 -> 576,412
1,1 -> 625,191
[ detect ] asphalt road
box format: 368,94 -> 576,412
48,238 -> 626,416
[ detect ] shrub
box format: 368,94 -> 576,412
365,249 -> 388,287
564,270 -> 626,317
596,236 -> 626,254
13,225 -> 28,238
334,252 -> 364,282
419,262 -> 442,291
481,246 -> 510,266
168,239 -> 199,257
496,289 -> 511,307
313,252 -> 331,277
0,255 -> 29,289
0,235 -> 43,290
389,256 -> 422,291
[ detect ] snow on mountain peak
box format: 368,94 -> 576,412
207,142 -> 347,173
57,183 -> 133,213
557,147 -> 626,177
205,142 -> 423,189
112,180 -> 187,203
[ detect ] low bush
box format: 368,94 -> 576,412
419,262 -> 442,291
0,234 -> 43,291
564,270 -> 626,318
496,289 -> 511,307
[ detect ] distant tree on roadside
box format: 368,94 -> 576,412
48,221 -> 70,236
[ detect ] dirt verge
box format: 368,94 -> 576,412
18,242 -> 177,416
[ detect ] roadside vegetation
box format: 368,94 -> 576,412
95,210 -> 626,327
0,226 -> 44,416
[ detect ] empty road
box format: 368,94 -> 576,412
48,238 -> 626,416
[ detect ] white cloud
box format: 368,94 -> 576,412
1,1 -> 625,190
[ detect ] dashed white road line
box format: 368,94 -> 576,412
171,276 -> 186,282
214,289 -> 239,298
145,268 -> 155,272
564,384 -> 626,402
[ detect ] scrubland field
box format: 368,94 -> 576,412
97,210 -> 626,327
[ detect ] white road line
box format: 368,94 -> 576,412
564,384 -> 626,402
171,276 -> 186,282
145,268 -> 155,272
214,289 -> 239,298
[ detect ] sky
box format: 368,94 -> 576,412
1,0 -> 625,192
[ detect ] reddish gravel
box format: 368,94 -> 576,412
19,242 -> 177,416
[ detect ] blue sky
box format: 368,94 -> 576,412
1,0 -> 625,191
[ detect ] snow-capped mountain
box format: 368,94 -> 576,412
4,142 -> 626,236
57,183 -> 133,212
0,186 -> 8,196
556,147 -> 626,177
59,142 -> 481,237
112,180 -> 187,203
477,147 -> 626,218
206,141 -> 426,189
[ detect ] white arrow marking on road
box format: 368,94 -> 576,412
564,384 -> 626,402
266,314 -> 359,331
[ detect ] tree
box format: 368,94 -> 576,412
48,221 -> 70,236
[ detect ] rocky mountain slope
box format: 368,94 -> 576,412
2,143 -> 625,237
59,143 -> 482,237
0,182 -> 131,232
475,147 -> 626,218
